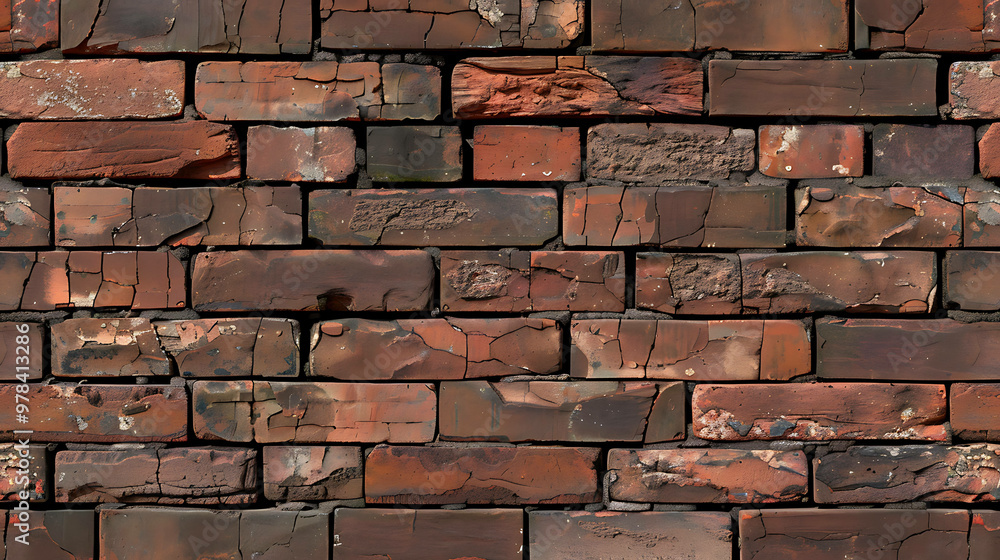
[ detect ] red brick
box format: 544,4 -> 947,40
196,61 -> 440,121
587,123 -> 754,182
263,446 -> 362,501
440,250 -> 625,312
247,126 -> 356,182
365,445 -> 599,505
320,0 -> 583,49
951,383 -> 1000,440
453,56 -> 703,118
191,381 -> 253,442
859,0 -> 992,52
944,250 -> 1000,310
366,126 -> 462,182
309,317 -> 561,380
796,185 -> 964,247
977,123 -> 1000,178
570,319 -> 810,381
529,511 -> 732,560
0,322 -> 42,380
472,125 -> 580,181
62,0 -> 311,54
608,448 -> 808,503
6,510 -> 94,560
0,0 -> 57,53
333,509 -> 523,560
709,59 -> 937,116
0,443 -> 46,501
191,250 -> 433,312
873,124 -> 975,180
8,121 -> 240,180
0,384 -> 187,442
950,61 -> 1000,119
0,184 -> 49,247
55,447 -> 257,504
692,383 -> 948,441
156,318 -> 299,378
51,318 -> 170,377
564,185 -> 784,247
759,125 -> 864,178
308,188 -> 558,246
636,253 -> 742,314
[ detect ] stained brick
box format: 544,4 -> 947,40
709,59 -> 937,116
950,61 -> 1000,119
196,61 -> 440,121
587,123 -> 755,183
570,319 -> 810,381
157,318 -> 299,378
263,446 -> 362,501
0,322 -> 42,380
635,253 -> 742,314
0,0 -> 57,53
0,183 -> 49,247
472,125 -> 580,181
309,188 -> 558,246
333,509 -> 523,560
8,121 -> 241,180
51,318 -> 170,377
951,383 -> 1000,441
191,250 -> 433,312
309,317 -> 561,380
971,512 -> 1000,559
247,126 -> 356,183
872,124 -> 975,180
366,126 -> 462,182
453,56 -> 703,118
944,250 -> 1000,310
55,447 -> 257,504
795,185 -> 964,247
692,383 -> 948,441
192,380 -> 253,442
965,188 -> 1000,245
0,384 -> 188,442
564,185 -> 785,247
607,449 -> 809,503
62,0 -> 311,54
365,445 -> 600,505
0,443 -> 46,501
6,510 -> 94,560
440,250 -> 626,312
759,125 -> 864,178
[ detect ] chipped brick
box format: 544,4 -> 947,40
951,383 -> 1000,441
0,443 -> 46,501
192,380 -> 254,442
158,317 -> 298,378
872,124 -> 975,180
944,250 -> 1000,310
472,125 -> 581,181
247,126 -> 356,183
263,446 -> 362,501
366,126 -> 462,182
0,183 -> 49,247
759,125 -> 864,178
971,511 -> 1000,559
0,322 -> 42,380
860,1 -> 998,52
51,318 -> 170,377
635,253 -> 743,314
0,0 -> 57,53
951,61 -> 1000,119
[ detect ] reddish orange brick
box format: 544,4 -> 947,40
246,126 -> 356,182
759,125 -> 864,178
472,126 -> 580,181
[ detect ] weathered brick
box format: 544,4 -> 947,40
440,250 -> 625,312
51,318 -> 170,377
55,447 -> 257,504
196,61 -> 440,121
692,383 -> 948,441
709,59 -> 937,116
593,0 -> 848,52
872,124 -> 975,180
564,185 -> 785,247
309,317 -> 561,380
440,381 -> 668,443
587,123 -> 755,182
263,446 -> 362,501
951,383 -> 1000,441
950,61 -> 1000,119
366,126 -> 462,182
472,125 -> 580,181
646,382 -> 687,443
320,0 -> 584,49
0,322 -> 42,380
858,0 -> 993,52
0,251 -> 186,310
0,443 -> 46,501
0,0 -> 57,53
6,510 -> 94,560
971,512 -> 1000,559
365,445 -> 599,505
979,124 -> 1000,179
309,188 -> 558,246
796,185 -> 964,247
247,126 -> 356,183
192,380 -> 253,442
157,318 -> 299,378
740,509 -> 971,560
191,250 -> 433,312
453,56 -> 703,118
99,507 -> 328,560
965,187 -> 1000,244
944,250 -> 1000,310
0,183 -> 49,247
0,59 -> 183,119
62,0 -> 311,54
759,125 -> 864,178
607,449 -> 809,503
0,384 -> 187,442
8,121 -> 241,180
570,319 -> 810,381
333,509 -> 523,560
817,318 -> 1000,381
815,444 -> 1000,503
636,253 -> 742,314
529,511 -> 732,560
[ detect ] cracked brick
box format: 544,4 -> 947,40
472,125 -> 581,181
453,56 -> 703,118
0,182 -> 50,247
51,318 -> 170,378
0,443 -> 46,501
971,512 -> 1000,559
247,127 -> 356,183
192,380 -> 254,442
157,318 -> 299,378
944,250 -> 1000,310
635,253 -> 742,314
951,383 -> 1000,441
263,446 -> 362,501
872,124 -> 975,180
965,187 -> 1000,244
0,322 -> 42,380
0,0 -> 57,54
366,126 -> 462,182
759,125 -> 864,178
5,510 -> 93,560
858,0 -> 998,52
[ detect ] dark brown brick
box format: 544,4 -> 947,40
247,126 -> 356,183
0,443 -> 46,501
0,0 -> 58,53
759,125 -> 864,178
0,183 -> 49,247
944,250 -> 1000,310
263,446 -> 362,501
858,0 -> 993,52
51,318 -> 170,377
453,56 -> 703,118
157,318 -> 299,378
692,383 -> 948,441
366,126 -> 462,182
607,448 -> 809,503
7,510 -> 94,559
365,445 -> 600,505
308,188 -> 558,246
972,512 -> 1000,560
872,124 -> 975,180
473,125 -> 580,181
0,322 -> 42,380
191,250 -> 433,312
564,185 -> 785,247
709,59 -> 937,116
951,383 -> 1000,441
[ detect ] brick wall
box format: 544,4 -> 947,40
0,1 -> 999,559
